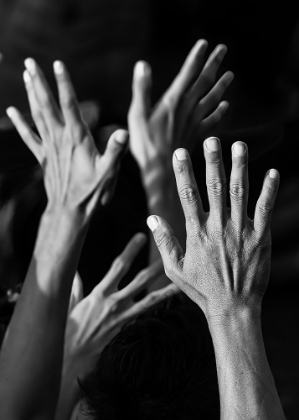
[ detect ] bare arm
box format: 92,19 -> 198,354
147,138 -> 286,420
0,60 -> 128,420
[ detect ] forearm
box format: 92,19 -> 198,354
208,307 -> 286,420
55,361 -> 80,420
0,209 -> 88,420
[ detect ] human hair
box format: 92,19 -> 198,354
79,293 -> 220,420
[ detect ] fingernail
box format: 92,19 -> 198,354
205,137 -> 219,152
115,131 -> 128,145
135,61 -> 147,77
147,216 -> 159,231
269,169 -> 278,179
233,142 -> 246,157
23,70 -> 31,84
6,107 -> 15,118
175,148 -> 188,160
53,60 -> 64,75
24,58 -> 36,76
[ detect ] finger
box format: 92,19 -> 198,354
204,137 -> 227,225
101,129 -> 129,169
147,215 -> 184,284
130,61 -> 152,119
254,169 -> 280,237
197,71 -> 234,120
198,101 -> 229,133
94,233 -> 147,296
173,148 -> 204,235
24,58 -> 62,129
229,142 -> 249,229
189,44 -> 228,106
68,272 -> 84,314
100,176 -> 118,206
116,259 -> 164,300
23,70 -> 49,141
53,61 -> 83,128
6,107 -> 43,163
164,39 -> 208,107
121,283 -> 179,320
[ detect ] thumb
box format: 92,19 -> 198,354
130,61 -> 152,120
147,215 -> 184,286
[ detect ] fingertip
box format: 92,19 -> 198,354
6,107 -> 17,119
205,136 -> 220,152
174,148 -> 189,161
147,215 -> 159,231
269,168 -> 279,180
134,61 -> 151,79
23,70 -> 31,85
53,60 -> 64,75
219,100 -> 229,114
24,58 -> 36,76
134,232 -> 147,245
232,141 -> 247,157
114,129 -> 129,145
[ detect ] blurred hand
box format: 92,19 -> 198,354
7,60 -> 128,216
147,138 -> 279,322
128,40 -> 234,173
64,233 -> 178,379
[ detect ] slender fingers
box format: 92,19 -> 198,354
6,107 -> 43,163
53,61 -> 83,128
163,40 -> 208,108
229,142 -> 249,229
204,137 -> 227,225
130,61 -> 152,119
254,169 -> 280,237
24,58 -> 62,129
94,233 -> 147,296
173,148 -> 204,236
197,71 -> 234,120
147,215 -> 184,284
116,259 -> 164,300
23,70 -> 49,141
188,44 -> 228,108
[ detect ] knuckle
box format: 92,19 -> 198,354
207,178 -> 226,197
230,183 -> 248,201
154,231 -> 171,250
61,93 -> 76,110
179,185 -> 198,204
257,199 -> 273,214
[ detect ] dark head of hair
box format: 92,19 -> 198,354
80,293 -> 219,420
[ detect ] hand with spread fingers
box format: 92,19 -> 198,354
7,59 -> 128,216
128,40 -> 234,174
147,138 -> 286,420
56,233 -> 178,420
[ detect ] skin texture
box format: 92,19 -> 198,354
0,60 -> 128,420
147,138 -> 286,420
128,40 -> 234,289
55,234 -> 178,420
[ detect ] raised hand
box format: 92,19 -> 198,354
128,40 -> 234,173
147,138 -> 279,320
64,233 -> 178,380
6,59 -> 128,216
147,139 -> 286,420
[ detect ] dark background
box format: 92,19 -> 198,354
0,1 -> 298,418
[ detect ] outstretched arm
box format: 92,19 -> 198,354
147,139 -> 286,420
55,234 -> 178,420
128,41 -> 234,287
0,60 -> 128,420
